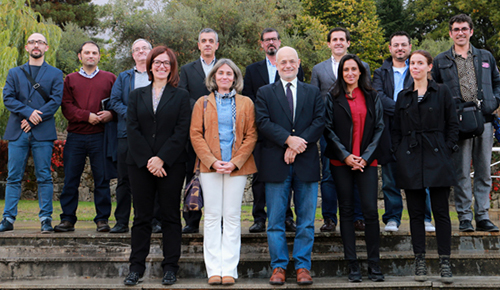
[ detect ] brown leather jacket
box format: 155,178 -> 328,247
190,93 -> 257,176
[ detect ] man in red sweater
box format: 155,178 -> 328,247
55,41 -> 117,232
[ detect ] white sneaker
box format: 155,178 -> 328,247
384,221 -> 399,232
425,221 -> 435,232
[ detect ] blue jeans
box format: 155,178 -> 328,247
266,166 -> 318,270
3,132 -> 54,223
320,137 -> 364,224
59,132 -> 111,224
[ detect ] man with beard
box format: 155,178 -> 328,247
242,28 -> 304,233
55,41 -> 117,233
310,27 -> 369,233
0,33 -> 63,233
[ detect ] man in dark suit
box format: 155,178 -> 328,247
242,28 -> 303,233
255,47 -> 325,285
179,28 -> 219,233
0,33 -> 63,233
310,27 -> 369,233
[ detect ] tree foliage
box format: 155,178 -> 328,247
29,0 -> 98,29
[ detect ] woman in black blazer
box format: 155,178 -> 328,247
123,46 -> 191,286
324,54 -> 385,283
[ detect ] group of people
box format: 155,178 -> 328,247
1,12 -> 500,287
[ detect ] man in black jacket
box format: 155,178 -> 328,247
432,14 -> 500,232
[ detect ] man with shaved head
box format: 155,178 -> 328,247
255,46 -> 325,285
1,33 -> 63,233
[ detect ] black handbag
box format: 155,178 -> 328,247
455,98 -> 484,140
183,95 -> 208,212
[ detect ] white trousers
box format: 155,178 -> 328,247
200,172 -> 247,278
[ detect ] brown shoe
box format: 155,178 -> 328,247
296,268 -> 313,285
208,275 -> 221,285
354,220 -> 365,231
96,220 -> 110,232
54,220 -> 75,232
269,267 -> 286,285
320,218 -> 336,232
222,276 -> 235,285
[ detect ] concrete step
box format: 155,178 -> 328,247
1,276 -> 500,289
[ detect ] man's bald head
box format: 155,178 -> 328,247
276,46 -> 300,82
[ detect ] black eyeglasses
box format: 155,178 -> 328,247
27,40 -> 47,45
452,27 -> 470,33
153,60 -> 171,67
263,38 -> 279,43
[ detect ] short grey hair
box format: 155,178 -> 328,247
131,38 -> 152,52
205,59 -> 243,93
198,28 -> 219,43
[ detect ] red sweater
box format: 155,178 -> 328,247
62,71 -> 116,134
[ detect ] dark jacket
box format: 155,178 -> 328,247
126,84 -> 191,169
372,57 -> 413,164
109,69 -> 135,138
178,58 -> 213,109
255,80 -> 325,183
392,80 -> 459,190
324,88 -> 384,166
432,45 -> 500,117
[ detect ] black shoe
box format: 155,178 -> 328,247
0,219 -> 13,232
152,219 -> 162,233
182,225 -> 199,234
110,223 -> 129,233
414,253 -> 428,282
41,220 -> 53,233
459,220 -> 474,232
162,271 -> 177,285
368,261 -> 385,282
249,221 -> 266,233
439,255 -> 453,284
124,271 -> 143,286
475,219 -> 499,232
96,220 -> 111,232
54,220 -> 75,232
285,219 -> 296,232
348,260 -> 362,282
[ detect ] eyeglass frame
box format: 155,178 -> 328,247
27,40 -> 47,46
152,60 -> 171,67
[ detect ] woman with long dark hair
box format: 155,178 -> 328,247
392,50 -> 458,284
324,54 -> 385,282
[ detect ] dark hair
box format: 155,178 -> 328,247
410,50 -> 433,80
327,27 -> 351,42
261,28 -> 280,41
329,54 -> 372,98
198,28 -> 219,42
78,41 -> 100,54
389,31 -> 411,45
146,46 -> 180,87
449,14 -> 473,31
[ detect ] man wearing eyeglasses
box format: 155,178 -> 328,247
108,39 -> 166,234
0,33 -> 63,233
242,28 -> 304,233
433,14 -> 500,232
55,41 -> 117,233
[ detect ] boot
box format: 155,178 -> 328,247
414,253 -> 427,282
367,261 -> 385,282
439,255 -> 453,284
347,260 -> 362,282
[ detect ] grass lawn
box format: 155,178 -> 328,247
0,199 -> 458,222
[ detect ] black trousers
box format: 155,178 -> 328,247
331,165 -> 380,262
252,142 -> 294,223
183,142 -> 202,228
128,162 -> 185,275
405,187 -> 451,255
114,138 -> 161,225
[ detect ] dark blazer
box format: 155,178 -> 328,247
126,84 -> 191,169
242,59 -> 305,102
3,61 -> 63,141
392,80 -> 459,190
323,89 -> 384,166
109,68 -> 135,138
255,80 -> 325,183
372,57 -> 413,164
179,58 -> 214,108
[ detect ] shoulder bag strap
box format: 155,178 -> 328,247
20,67 -> 50,103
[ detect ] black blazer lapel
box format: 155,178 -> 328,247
295,81 -> 306,123
273,82 -> 293,123
140,86 -> 155,117
193,59 -> 206,80
257,60 -> 270,85
155,85 -> 175,113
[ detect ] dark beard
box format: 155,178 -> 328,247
267,48 -> 277,56
30,52 -> 43,59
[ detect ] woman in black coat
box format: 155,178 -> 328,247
324,54 -> 385,283
392,50 -> 459,284
123,46 -> 191,286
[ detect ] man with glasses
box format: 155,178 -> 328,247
179,28 -> 219,234
108,39 -> 165,233
242,28 -> 304,233
55,41 -> 117,233
432,14 -> 500,232
0,33 -> 63,233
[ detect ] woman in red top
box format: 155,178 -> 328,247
324,54 -> 385,283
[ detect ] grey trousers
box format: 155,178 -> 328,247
453,123 -> 493,222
